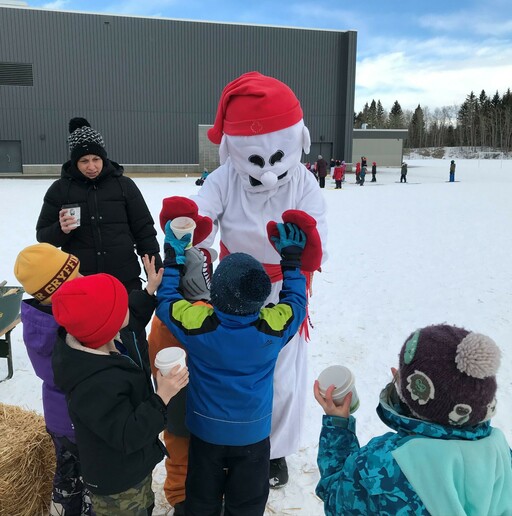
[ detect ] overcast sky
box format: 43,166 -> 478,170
25,0 -> 512,112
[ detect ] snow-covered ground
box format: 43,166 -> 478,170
1,158 -> 511,515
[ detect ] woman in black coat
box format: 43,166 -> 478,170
36,118 -> 162,292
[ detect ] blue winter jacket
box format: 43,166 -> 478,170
156,265 -> 307,446
316,383 -> 512,516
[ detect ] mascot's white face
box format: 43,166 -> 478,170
219,121 -> 311,191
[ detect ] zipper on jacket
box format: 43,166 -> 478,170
90,183 -> 105,270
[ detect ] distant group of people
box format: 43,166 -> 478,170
307,155 -> 459,188
305,156 -> 329,187
305,156 -> 356,189
305,155 -> 383,188
355,156 -> 378,186
399,159 -> 457,184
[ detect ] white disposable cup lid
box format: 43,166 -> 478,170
171,216 -> 196,231
317,365 -> 354,399
155,347 -> 186,371
170,217 -> 196,248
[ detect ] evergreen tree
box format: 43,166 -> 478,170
502,88 -> 512,152
477,90 -> 490,148
361,102 -> 370,127
409,105 -> 426,148
367,99 -> 377,128
457,92 -> 478,148
388,101 -> 405,128
354,111 -> 364,128
445,125 -> 456,147
355,86 -> 512,150
490,90 -> 502,149
376,100 -> 386,128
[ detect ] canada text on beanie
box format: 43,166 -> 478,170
207,71 -> 303,144
14,243 -> 80,303
210,253 -> 271,315
52,273 -> 128,349
397,324 -> 501,427
67,117 -> 107,164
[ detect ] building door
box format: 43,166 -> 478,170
0,141 -> 22,173
304,142 -> 333,165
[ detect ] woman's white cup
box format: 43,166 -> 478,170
62,204 -> 81,228
317,365 -> 360,413
155,347 -> 187,376
170,216 -> 196,249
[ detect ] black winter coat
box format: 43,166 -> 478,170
36,160 -> 162,289
52,289 -> 168,495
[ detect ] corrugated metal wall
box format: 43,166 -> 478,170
0,7 -> 356,165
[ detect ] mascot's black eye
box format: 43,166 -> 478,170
269,150 -> 284,165
249,155 -> 265,168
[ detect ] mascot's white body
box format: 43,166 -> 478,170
193,118 -> 328,459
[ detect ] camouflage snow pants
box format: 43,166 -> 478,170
89,474 -> 155,515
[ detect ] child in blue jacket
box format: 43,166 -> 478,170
314,324 -> 512,516
156,221 -> 308,516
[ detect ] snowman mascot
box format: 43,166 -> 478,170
170,72 -> 328,488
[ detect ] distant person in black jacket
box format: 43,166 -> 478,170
52,269 -> 189,515
400,162 -> 408,183
36,118 -> 162,292
371,161 -> 377,182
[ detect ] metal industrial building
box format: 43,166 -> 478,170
352,129 -> 409,167
0,5 -> 356,175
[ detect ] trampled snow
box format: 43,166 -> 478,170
1,158 -> 511,515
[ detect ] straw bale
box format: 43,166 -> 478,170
0,403 -> 54,516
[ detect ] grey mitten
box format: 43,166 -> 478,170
180,247 -> 217,301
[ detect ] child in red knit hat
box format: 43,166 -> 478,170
51,262 -> 189,515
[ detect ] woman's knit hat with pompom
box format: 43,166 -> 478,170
67,117 -> 107,164
396,324 -> 501,427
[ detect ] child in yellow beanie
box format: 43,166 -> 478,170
14,243 -> 90,515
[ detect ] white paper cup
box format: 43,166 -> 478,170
63,205 -> 81,227
155,347 -> 187,376
318,365 -> 360,413
170,216 -> 196,249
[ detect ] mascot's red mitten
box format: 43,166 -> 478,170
267,210 -> 322,272
160,196 -> 213,246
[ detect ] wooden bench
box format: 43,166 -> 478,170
0,317 -> 20,382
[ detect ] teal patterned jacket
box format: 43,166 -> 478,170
316,383 -> 512,516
